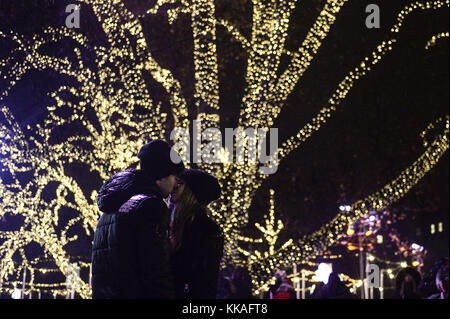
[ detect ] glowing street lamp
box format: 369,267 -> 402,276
314,263 -> 333,284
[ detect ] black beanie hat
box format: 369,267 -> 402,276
138,139 -> 185,180
180,169 -> 221,205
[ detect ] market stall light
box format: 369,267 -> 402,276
377,235 -> 383,244
411,243 -> 424,253
315,263 -> 333,284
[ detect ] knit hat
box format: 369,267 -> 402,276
180,169 -> 221,205
138,139 -> 185,180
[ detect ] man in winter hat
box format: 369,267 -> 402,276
92,139 -> 184,298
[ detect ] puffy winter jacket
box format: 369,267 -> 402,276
91,168 -> 174,299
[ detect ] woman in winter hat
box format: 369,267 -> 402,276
168,169 -> 223,299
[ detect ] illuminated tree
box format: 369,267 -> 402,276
0,0 -> 448,297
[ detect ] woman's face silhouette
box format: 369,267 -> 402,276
168,177 -> 185,204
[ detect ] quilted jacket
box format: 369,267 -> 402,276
91,168 -> 174,299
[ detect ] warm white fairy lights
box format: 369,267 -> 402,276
238,189 -> 286,260
0,0 -> 448,298
425,32 -> 449,49
248,115 -> 449,293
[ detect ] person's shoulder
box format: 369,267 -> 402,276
137,195 -> 169,219
119,193 -> 156,211
119,194 -> 168,221
138,194 -> 166,210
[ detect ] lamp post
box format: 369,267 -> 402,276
359,234 -> 365,299
301,270 -> 306,300
0,267 -> 3,295
89,263 -> 92,290
21,268 -> 26,299
293,264 -> 300,299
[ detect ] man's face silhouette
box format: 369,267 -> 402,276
168,177 -> 185,204
156,174 -> 177,198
